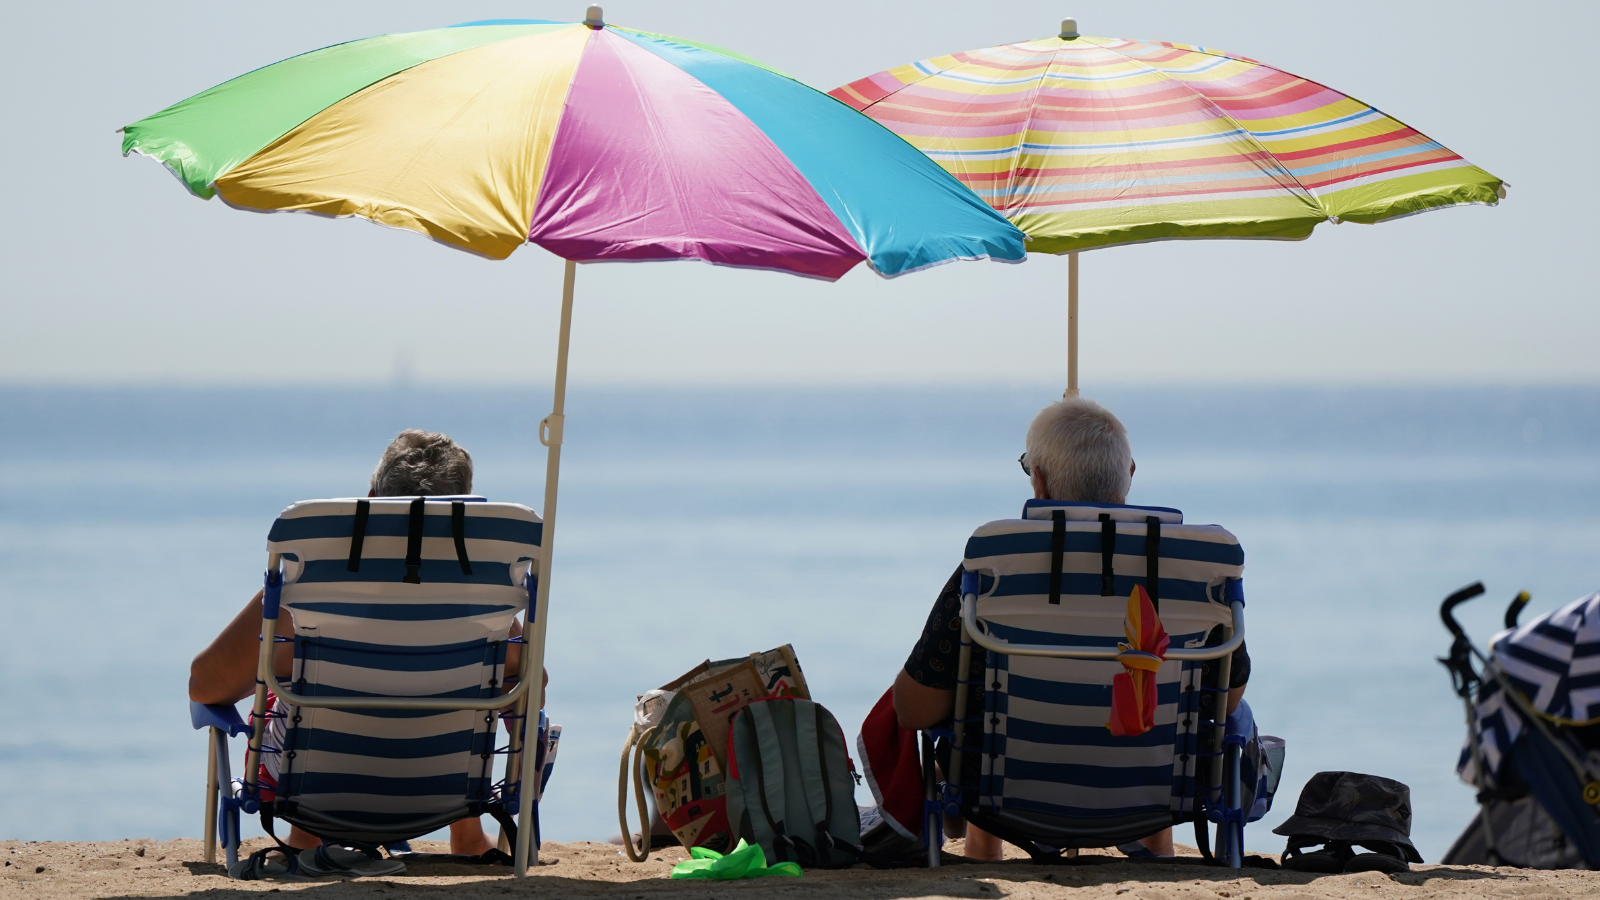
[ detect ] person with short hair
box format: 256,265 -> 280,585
891,397 -> 1249,860
190,430 -> 541,856
368,429 -> 475,497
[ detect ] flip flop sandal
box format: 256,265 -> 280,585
479,848 -> 515,865
1344,842 -> 1410,874
228,846 -> 313,881
1281,841 -> 1353,873
297,844 -> 408,878
1116,841 -> 1171,859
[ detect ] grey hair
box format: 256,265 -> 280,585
370,430 -> 474,497
1024,396 -> 1132,504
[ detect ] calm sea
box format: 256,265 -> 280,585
2,385 -> 1597,860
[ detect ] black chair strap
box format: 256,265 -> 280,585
1098,513 -> 1115,596
1049,510 -> 1065,605
451,501 -> 473,576
347,499 -> 370,572
483,801 -> 517,851
403,497 -> 425,584
1145,515 -> 1161,611
1194,812 -> 1213,863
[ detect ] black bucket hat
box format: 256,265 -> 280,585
1272,771 -> 1423,863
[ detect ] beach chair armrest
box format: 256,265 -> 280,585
190,700 -> 251,737
961,596 -> 1245,661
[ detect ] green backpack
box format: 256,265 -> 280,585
723,697 -> 864,869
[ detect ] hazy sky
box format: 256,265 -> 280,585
4,0 -> 1593,388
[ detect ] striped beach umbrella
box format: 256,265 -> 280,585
831,18 -> 1504,392
119,7 -> 1025,875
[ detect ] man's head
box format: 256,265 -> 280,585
370,430 -> 473,497
1023,396 -> 1134,504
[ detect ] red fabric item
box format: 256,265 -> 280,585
254,693 -> 279,802
1107,668 -> 1161,737
857,687 -> 925,840
1106,585 -> 1170,737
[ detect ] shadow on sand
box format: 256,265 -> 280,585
138,857 -> 1517,899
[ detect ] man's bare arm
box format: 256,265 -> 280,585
502,618 -> 549,709
893,668 -> 954,732
189,590 -> 294,706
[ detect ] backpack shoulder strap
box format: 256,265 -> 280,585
745,701 -> 790,838
791,700 -> 832,836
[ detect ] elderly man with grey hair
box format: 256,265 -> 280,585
891,397 -> 1250,860
190,430 -> 541,858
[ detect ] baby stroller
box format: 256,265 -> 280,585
1438,582 -> 1600,868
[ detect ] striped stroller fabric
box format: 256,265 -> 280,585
961,501 -> 1243,831
1460,591 -> 1600,785
264,496 -> 541,842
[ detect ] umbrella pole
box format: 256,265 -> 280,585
515,257 -> 577,876
1066,251 -> 1079,397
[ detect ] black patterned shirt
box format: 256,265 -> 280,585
904,567 -> 967,690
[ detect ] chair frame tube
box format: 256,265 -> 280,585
204,730 -> 219,865
242,556 -> 283,805
209,725 -> 238,870
1223,740 -> 1244,866
960,595 -> 1245,661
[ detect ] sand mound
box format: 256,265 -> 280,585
2,837 -> 1590,898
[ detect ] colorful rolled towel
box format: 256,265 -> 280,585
1107,585 -> 1170,737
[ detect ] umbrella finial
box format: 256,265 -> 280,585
584,5 -> 604,27
1060,17 -> 1079,39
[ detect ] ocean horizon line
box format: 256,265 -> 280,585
4,380 -> 1600,394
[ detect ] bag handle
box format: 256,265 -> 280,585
616,723 -> 656,863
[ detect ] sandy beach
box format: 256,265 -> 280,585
4,837 -> 1592,899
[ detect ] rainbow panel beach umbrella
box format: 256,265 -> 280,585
122,15 -> 1024,279
831,18 -> 1504,390
119,8 -> 1026,875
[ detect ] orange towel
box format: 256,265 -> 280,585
1107,585 -> 1170,737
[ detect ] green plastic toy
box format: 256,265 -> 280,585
668,840 -> 803,880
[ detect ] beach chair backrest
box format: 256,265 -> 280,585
264,496 -> 541,841
960,500 -> 1243,829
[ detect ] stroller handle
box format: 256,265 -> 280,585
1440,582 -> 1487,640
1504,591 -> 1532,630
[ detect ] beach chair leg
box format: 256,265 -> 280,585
1222,739 -> 1243,868
204,729 -> 219,865
921,732 -> 942,868
212,727 -> 240,870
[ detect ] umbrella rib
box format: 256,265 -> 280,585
610,35 -> 700,250
1086,39 -> 1326,217
1000,44 -> 1060,216
842,63 -> 941,114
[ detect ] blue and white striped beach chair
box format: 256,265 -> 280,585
189,496 -> 554,876
928,500 -> 1259,866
